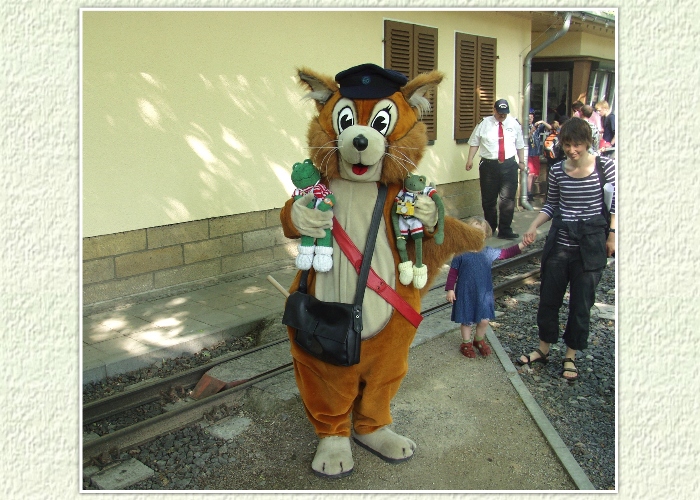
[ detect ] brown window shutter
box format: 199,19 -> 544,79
477,36 -> 497,124
385,21 -> 439,142
414,25 -> 438,141
384,20 -> 413,78
454,33 -> 477,140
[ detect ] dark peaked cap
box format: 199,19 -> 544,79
335,63 -> 408,99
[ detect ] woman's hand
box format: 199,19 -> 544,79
523,225 -> 538,245
606,232 -> 615,257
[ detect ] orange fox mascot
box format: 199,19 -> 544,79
280,63 -> 484,478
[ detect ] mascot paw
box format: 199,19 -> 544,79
311,436 -> 354,478
398,261 -> 414,286
312,246 -> 333,272
295,245 -> 315,270
353,427 -> 416,464
412,265 -> 428,289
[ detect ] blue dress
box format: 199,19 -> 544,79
450,246 -> 502,325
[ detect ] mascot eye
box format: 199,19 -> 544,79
337,106 -> 354,133
370,106 -> 393,136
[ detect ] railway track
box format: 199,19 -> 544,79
82,248 -> 543,466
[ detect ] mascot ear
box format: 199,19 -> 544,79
401,70 -> 445,118
297,67 -> 338,111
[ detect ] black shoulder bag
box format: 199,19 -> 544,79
282,183 -> 387,366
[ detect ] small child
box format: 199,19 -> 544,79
445,216 -> 528,358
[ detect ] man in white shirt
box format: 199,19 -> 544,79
465,99 -> 526,239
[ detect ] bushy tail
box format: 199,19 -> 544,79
410,216 -> 485,295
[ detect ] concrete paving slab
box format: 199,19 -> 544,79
592,302 -> 615,319
205,416 -> 253,441
90,458 -> 155,490
514,292 -> 539,303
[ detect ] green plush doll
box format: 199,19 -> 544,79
391,174 -> 445,289
291,159 -> 335,272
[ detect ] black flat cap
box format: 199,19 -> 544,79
335,63 -> 408,99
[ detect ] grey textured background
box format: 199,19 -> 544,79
2,1 -> 697,498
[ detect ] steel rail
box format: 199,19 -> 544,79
83,250 -> 544,465
426,248 -> 543,293
83,363 -> 293,465
83,338 -> 290,425
85,250 -> 542,424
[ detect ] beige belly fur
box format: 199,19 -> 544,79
314,179 -> 395,338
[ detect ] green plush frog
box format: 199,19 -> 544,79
291,159 -> 336,272
391,174 -> 445,289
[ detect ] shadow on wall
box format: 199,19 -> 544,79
84,68 -> 313,235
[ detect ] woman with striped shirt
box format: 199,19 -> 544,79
517,118 -> 616,381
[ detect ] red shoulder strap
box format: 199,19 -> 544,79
332,217 -> 423,328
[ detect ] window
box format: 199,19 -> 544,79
531,70 -> 571,123
587,70 -> 615,110
454,32 -> 497,141
384,20 -> 438,141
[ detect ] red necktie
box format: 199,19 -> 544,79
498,122 -> 505,162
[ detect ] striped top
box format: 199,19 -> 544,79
541,156 -> 616,247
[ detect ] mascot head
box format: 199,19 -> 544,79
297,63 -> 444,185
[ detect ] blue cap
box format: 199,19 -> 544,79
335,63 -> 408,99
494,99 -> 510,114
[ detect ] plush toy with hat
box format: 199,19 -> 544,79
280,63 -> 484,478
392,173 -> 445,289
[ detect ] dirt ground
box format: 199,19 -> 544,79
201,330 -> 576,491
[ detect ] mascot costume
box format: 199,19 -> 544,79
280,63 -> 485,478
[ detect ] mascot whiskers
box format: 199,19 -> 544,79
280,63 -> 484,478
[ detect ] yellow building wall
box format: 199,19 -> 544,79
533,31 -> 615,60
82,10 -> 532,237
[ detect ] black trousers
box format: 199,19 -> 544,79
537,243 -> 603,351
479,157 -> 518,232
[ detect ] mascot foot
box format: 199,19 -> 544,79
398,260 -> 414,286
412,264 -> 428,289
311,436 -> 354,478
295,245 -> 315,270
352,427 -> 416,464
313,246 -> 333,272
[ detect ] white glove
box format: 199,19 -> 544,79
413,194 -> 439,229
290,193 -> 333,239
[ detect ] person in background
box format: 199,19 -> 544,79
541,119 -> 565,163
595,100 -> 616,152
533,118 -> 564,202
581,104 -> 600,153
571,100 -> 584,118
465,99 -> 527,239
588,101 -> 603,139
445,216 -> 529,358
517,117 -> 616,381
527,109 -> 547,202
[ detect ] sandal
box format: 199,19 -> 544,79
562,357 -> 579,381
460,342 -> 476,358
472,338 -> 492,356
516,347 -> 549,366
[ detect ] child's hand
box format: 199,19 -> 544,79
446,290 -> 456,304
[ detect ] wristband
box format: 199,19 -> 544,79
609,229 -> 615,233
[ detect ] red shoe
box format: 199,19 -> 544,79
472,338 -> 492,356
460,342 -> 476,358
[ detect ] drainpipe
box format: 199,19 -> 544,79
520,12 -> 572,211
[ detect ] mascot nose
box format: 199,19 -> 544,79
353,134 -> 369,152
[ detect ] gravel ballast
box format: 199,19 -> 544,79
83,248 -> 616,491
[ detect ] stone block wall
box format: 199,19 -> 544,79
82,179 -> 482,308
437,178 -> 482,220
83,208 -> 296,307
